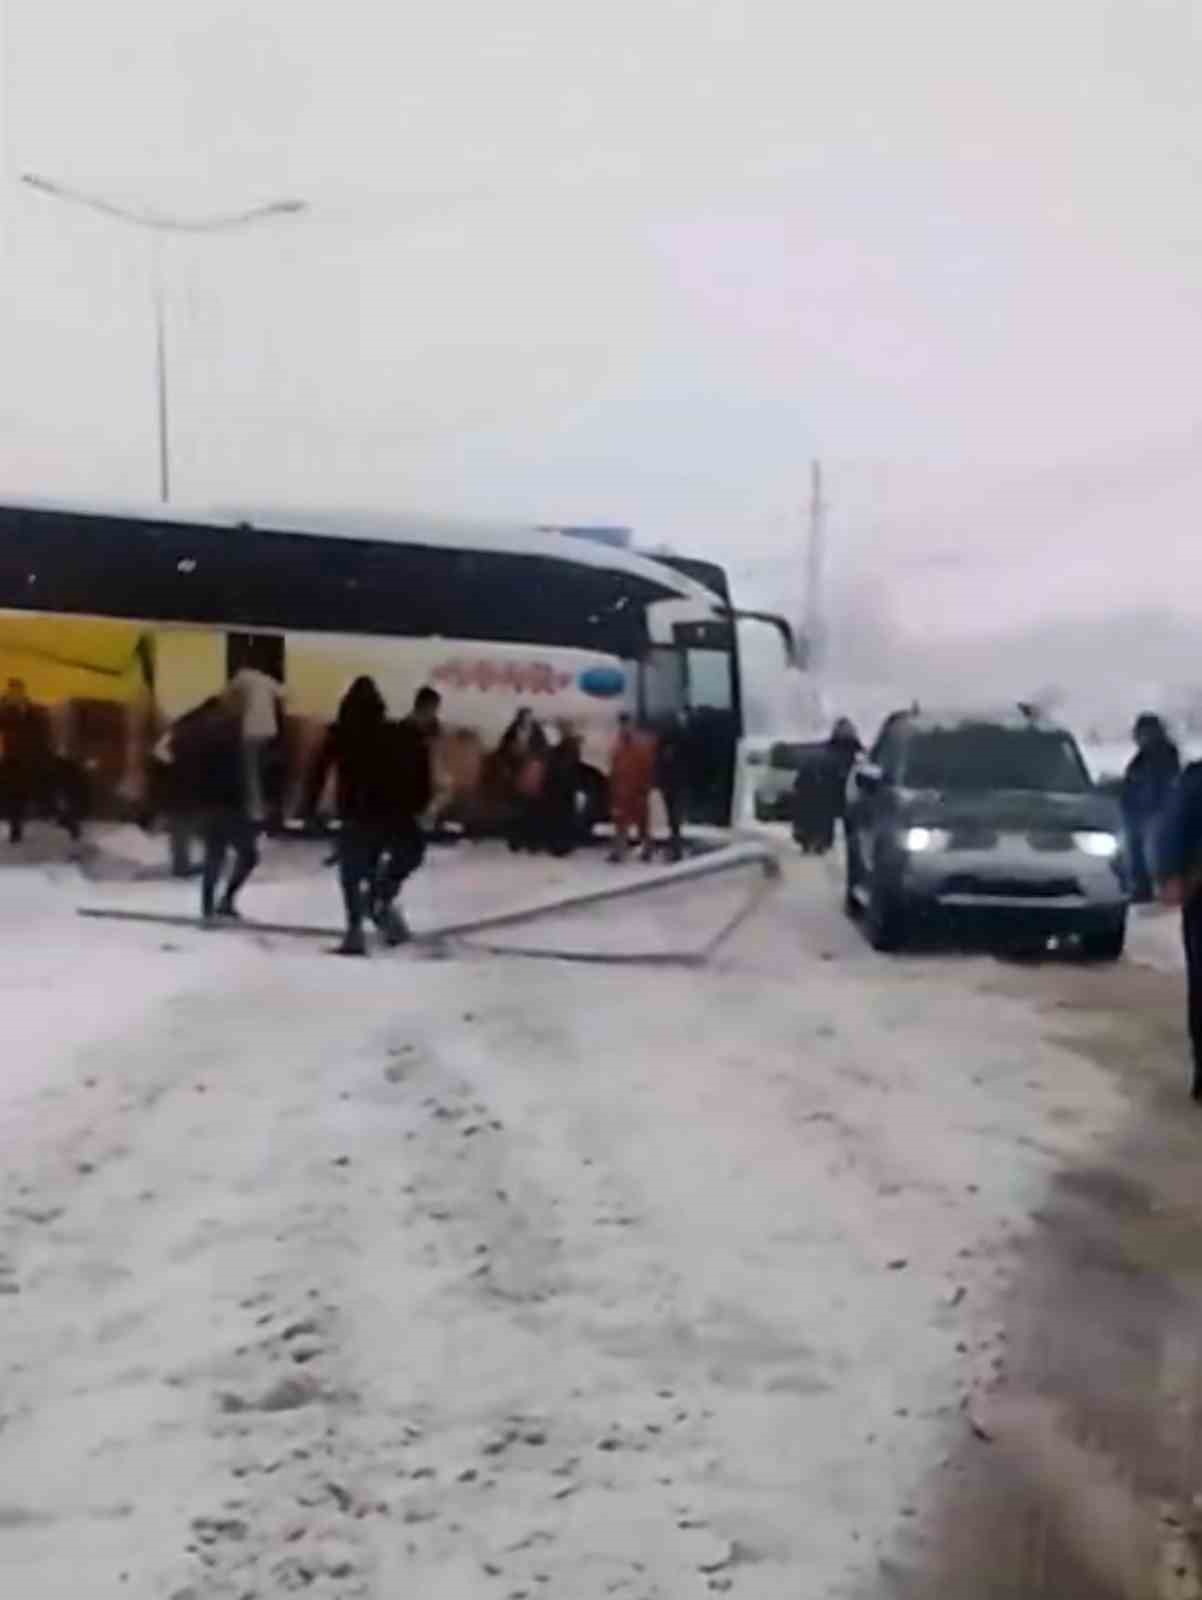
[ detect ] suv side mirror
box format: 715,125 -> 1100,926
854,762 -> 884,794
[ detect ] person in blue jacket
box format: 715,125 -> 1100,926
1157,760 -> 1202,1100
1122,713 -> 1180,901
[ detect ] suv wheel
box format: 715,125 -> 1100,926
1080,914 -> 1127,963
866,873 -> 908,952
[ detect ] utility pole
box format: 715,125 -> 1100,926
804,458 -> 826,683
21,175 -> 307,503
151,236 -> 171,503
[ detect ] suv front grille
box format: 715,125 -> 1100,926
939,874 -> 1081,900
1027,830 -> 1075,852
947,824 -> 998,850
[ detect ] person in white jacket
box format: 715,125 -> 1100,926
229,666 -> 286,824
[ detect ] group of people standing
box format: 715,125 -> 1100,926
495,707 -> 690,865
495,709 -> 586,859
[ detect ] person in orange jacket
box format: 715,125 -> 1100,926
609,714 -> 658,862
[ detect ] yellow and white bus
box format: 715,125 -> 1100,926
0,499 -> 793,828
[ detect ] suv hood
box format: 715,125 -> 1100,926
898,787 -> 1120,832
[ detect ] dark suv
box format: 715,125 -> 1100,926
844,708 -> 1128,956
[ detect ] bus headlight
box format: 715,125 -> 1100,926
901,826 -> 950,853
1073,830 -> 1120,859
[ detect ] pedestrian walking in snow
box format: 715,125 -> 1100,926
172,688 -> 260,923
1157,761 -> 1202,1100
609,715 -> 657,862
1122,713 -> 1180,902
307,680 -> 440,956
229,662 -> 286,826
150,696 -> 220,877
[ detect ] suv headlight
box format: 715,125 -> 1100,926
901,826 -> 950,853
1072,830 -> 1120,859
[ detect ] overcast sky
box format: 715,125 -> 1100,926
2,1 -> 1201,635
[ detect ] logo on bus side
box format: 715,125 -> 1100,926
578,665 -> 626,699
432,658 -> 572,695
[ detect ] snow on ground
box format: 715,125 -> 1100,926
0,826 -> 1135,1598
1126,901 -> 1186,975
462,870 -> 762,960
77,826 -> 725,938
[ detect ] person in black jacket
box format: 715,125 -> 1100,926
827,718 -> 863,800
307,680 -> 441,956
149,696 -> 220,877
793,717 -> 862,854
653,713 -> 690,862
1157,761 -> 1202,1100
0,679 -> 50,845
539,721 -> 583,858
498,708 -> 549,853
171,688 -> 260,922
1122,713 -> 1180,902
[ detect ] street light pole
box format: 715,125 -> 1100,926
805,458 -> 826,678
20,175 -> 307,504
151,234 -> 170,503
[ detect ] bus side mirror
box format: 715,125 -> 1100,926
727,609 -> 797,666
854,762 -> 883,794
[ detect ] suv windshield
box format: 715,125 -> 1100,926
901,725 -> 1091,794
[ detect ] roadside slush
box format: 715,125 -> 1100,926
876,946 -> 1202,1600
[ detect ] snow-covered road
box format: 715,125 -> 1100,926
0,833 -> 1190,1598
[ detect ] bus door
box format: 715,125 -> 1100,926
677,624 -> 738,825
227,631 -> 286,684
644,600 -> 739,823
639,646 -> 686,723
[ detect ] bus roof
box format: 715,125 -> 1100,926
0,496 -> 724,613
0,496 -> 734,657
